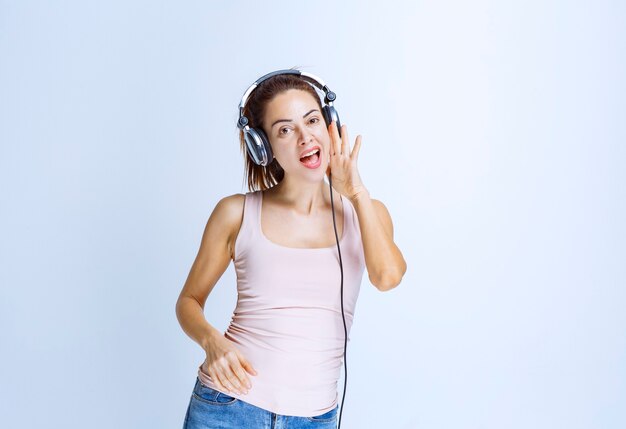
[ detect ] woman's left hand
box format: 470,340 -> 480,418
326,121 -> 368,201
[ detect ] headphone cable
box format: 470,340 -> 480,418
328,172 -> 347,429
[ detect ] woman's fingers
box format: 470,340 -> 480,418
203,339 -> 257,396
226,352 -> 253,391
330,121 -> 341,155
240,357 -> 258,376
210,354 -> 253,395
352,135 -> 362,161
224,370 -> 246,395
212,368 -> 232,393
340,124 -> 348,156
215,365 -> 242,395
330,121 -> 352,158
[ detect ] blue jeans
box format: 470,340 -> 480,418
183,377 -> 339,429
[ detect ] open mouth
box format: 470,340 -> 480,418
299,148 -> 321,167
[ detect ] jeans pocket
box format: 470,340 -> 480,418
306,405 -> 338,422
192,377 -> 238,405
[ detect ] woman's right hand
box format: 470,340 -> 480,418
202,334 -> 258,395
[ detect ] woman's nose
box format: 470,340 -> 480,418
299,129 -> 313,144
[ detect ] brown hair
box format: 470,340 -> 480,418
239,69 -> 324,192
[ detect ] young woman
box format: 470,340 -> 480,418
176,70 -> 407,428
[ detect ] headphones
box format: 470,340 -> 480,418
237,69 -> 342,166
237,69 -> 349,428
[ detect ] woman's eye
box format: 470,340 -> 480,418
310,117 -> 320,124
279,128 -> 290,135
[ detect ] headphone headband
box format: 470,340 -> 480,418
237,69 -> 335,129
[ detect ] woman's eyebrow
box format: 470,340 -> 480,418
270,109 -> 320,129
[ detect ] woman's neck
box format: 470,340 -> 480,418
266,178 -> 336,215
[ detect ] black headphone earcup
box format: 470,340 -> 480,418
323,105 -> 342,136
244,127 -> 273,166
256,128 -> 273,165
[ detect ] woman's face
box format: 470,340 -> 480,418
262,89 -> 330,180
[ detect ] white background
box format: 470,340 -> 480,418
1,1 -> 624,428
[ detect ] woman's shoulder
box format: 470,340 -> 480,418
217,192 -> 247,205
213,191 -> 262,227
212,192 -> 247,225
209,193 -> 249,259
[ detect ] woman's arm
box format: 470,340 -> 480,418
324,121 -> 406,290
175,194 -> 243,350
175,194 -> 258,395
350,191 -> 407,291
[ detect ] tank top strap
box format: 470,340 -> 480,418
233,191 -> 261,261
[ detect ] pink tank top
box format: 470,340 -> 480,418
197,189 -> 365,417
